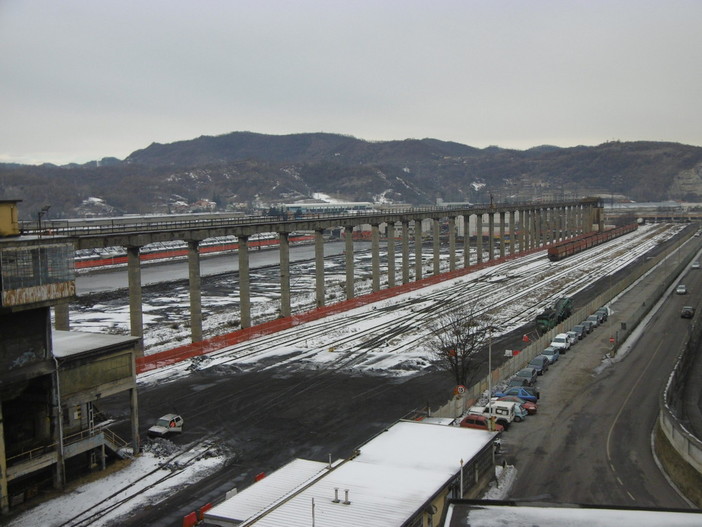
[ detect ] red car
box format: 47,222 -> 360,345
459,414 -> 505,432
496,395 -> 537,415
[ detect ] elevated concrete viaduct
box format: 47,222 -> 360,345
53,199 -> 602,355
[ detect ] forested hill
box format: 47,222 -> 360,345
1,132 -> 701,220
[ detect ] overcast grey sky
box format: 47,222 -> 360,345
1,0 -> 701,165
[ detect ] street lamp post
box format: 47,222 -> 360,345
37,205 -> 50,237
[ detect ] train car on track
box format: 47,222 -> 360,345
547,223 -> 638,262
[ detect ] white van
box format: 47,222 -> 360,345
549,333 -> 571,352
469,401 -> 519,430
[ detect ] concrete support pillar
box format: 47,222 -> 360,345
344,225 -> 355,299
0,404 -> 7,514
238,235 -> 251,328
402,221 -> 410,284
280,232 -> 291,316
476,214 -> 484,264
533,208 -> 539,247
432,218 -> 441,276
522,210 -> 529,250
535,209 -> 543,247
499,212 -> 505,258
130,385 -> 140,456
54,301 -> 70,331
127,246 -> 144,355
448,216 -> 456,271
315,229 -> 325,307
187,240 -> 203,343
51,368 -> 65,491
587,204 -> 595,233
509,210 -> 516,255
488,213 -> 495,260
564,206 -> 570,238
529,209 -> 537,249
387,222 -> 396,287
414,220 -> 423,280
371,223 -> 381,292
543,208 -> 551,245
463,215 -> 471,268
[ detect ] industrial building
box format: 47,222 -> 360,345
0,200 -> 140,514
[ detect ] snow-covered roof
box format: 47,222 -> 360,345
52,329 -> 139,358
445,502 -> 702,526
206,459 -> 333,526
208,420 -> 497,527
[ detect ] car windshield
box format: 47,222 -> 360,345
156,418 -> 170,427
517,370 -> 532,377
554,337 -> 566,343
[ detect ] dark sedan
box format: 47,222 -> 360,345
528,355 -> 550,375
681,306 -> 695,319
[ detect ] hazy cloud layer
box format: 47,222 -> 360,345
1,0 -> 701,164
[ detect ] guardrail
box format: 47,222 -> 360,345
19,199 -> 586,237
5,426 -> 128,466
659,291 -> 702,506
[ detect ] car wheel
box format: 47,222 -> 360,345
515,415 -> 524,422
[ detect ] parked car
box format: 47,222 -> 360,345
508,376 -> 530,387
585,314 -> 601,328
541,346 -> 560,364
459,413 -> 505,432
513,367 -> 538,386
692,261 -> 700,269
581,320 -> 595,333
469,400 -> 523,429
595,307 -> 609,322
148,413 -> 184,437
681,306 -> 695,319
549,333 -> 571,353
571,324 -> 587,339
494,386 -> 540,403
565,331 -> 578,345
676,284 -> 688,295
495,395 -> 537,415
528,355 -> 550,375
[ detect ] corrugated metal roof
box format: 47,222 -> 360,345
205,458 -> 332,525
210,420 -> 496,526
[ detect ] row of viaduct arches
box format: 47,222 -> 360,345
54,200 -> 603,355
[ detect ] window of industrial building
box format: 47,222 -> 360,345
0,244 -> 74,291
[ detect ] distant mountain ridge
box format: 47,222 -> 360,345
1,132 -> 702,220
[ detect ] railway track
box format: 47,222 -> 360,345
63,224 -> 683,525
138,223 -> 678,382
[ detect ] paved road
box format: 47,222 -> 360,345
504,238 -> 702,508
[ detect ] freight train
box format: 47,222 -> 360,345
547,223 -> 638,262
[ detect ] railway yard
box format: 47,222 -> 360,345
9,221 -> 697,526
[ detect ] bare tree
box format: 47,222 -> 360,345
427,302 -> 492,387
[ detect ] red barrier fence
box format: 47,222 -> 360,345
136,244 -> 547,374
